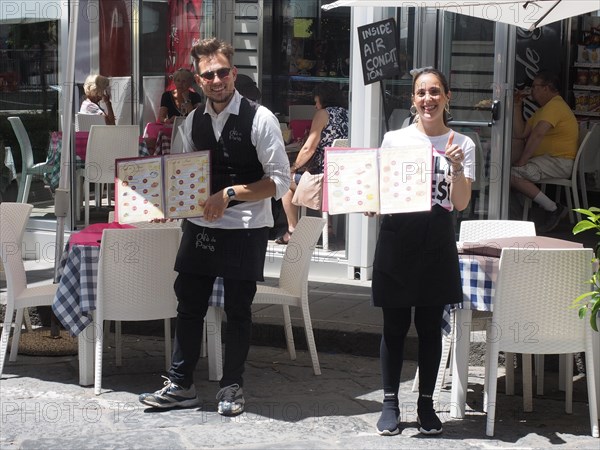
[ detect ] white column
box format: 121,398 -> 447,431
346,7 -> 386,281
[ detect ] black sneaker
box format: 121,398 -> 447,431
139,376 -> 200,409
540,203 -> 567,233
216,383 -> 245,416
417,409 -> 443,435
376,407 -> 400,436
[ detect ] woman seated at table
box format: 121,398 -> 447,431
144,68 -> 203,154
277,82 -> 349,245
80,74 -> 115,125
158,68 -> 203,124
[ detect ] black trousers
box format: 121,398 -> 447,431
380,305 -> 444,397
168,273 -> 257,388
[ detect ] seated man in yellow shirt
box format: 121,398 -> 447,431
511,71 -> 578,233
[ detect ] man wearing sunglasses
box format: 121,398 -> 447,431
139,38 -> 290,416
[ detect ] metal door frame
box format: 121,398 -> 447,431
432,13 -> 516,220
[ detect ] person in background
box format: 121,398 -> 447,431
80,74 -> 115,125
511,70 -> 578,233
369,67 -> 474,436
157,68 -> 203,124
138,38 -> 290,417
144,68 -> 203,154
277,82 -> 348,245
234,74 -> 261,102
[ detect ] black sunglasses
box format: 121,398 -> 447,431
199,67 -> 232,81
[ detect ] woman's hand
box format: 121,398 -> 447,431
444,131 -> 464,170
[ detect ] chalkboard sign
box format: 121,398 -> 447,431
357,18 -> 400,85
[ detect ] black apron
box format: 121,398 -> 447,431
175,220 -> 269,282
371,205 -> 462,308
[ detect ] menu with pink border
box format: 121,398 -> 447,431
324,145 -> 432,215
115,152 -> 210,223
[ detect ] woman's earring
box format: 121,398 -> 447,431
410,105 -> 417,115
445,102 -> 450,115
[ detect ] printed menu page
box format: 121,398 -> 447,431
115,152 -> 210,223
325,148 -> 379,214
324,145 -> 432,215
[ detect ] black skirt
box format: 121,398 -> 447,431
371,205 -> 462,308
174,220 -> 269,281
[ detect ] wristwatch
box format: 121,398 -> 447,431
226,187 -> 236,199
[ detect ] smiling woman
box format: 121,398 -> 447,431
371,67 -> 476,437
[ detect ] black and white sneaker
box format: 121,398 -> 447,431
139,376 -> 200,409
216,383 -> 245,416
417,409 -> 443,435
376,408 -> 400,436
376,392 -> 400,436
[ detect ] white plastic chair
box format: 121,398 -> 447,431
83,125 -> 139,226
8,117 -> 51,204
413,220 -> 537,404
169,116 -> 186,154
94,227 -> 181,395
485,248 -> 598,438
522,123 -> 599,224
75,113 -> 106,131
103,212 -> 182,350
0,203 -> 58,377
207,216 -> 326,380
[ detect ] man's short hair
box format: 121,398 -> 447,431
191,38 -> 234,70
535,71 -> 561,92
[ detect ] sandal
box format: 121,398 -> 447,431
275,230 -> 293,245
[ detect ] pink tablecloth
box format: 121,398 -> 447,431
143,122 -> 173,140
68,221 -> 136,247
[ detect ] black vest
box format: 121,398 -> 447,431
191,98 -> 264,202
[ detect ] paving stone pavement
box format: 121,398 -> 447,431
1,336 -> 599,450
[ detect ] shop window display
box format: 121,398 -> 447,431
262,1 -> 351,118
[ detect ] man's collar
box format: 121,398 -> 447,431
204,90 -> 241,117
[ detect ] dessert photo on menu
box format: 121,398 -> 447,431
324,145 -> 433,215
115,152 -> 211,223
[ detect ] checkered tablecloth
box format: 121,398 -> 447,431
53,244 -> 225,336
441,255 -> 499,335
155,131 -> 171,155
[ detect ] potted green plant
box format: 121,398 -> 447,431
571,207 -> 600,331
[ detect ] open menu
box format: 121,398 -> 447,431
115,152 -> 210,223
324,145 -> 433,215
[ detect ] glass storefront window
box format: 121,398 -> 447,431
262,0 -> 351,118
0,20 -> 59,224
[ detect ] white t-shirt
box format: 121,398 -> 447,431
381,124 -> 475,211
79,98 -> 105,115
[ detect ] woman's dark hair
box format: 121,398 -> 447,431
313,82 -> 347,108
411,67 -> 451,126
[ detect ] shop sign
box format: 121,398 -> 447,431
357,18 -> 400,85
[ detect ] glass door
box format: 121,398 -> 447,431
437,13 -> 514,222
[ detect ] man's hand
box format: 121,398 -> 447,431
201,189 -> 230,222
